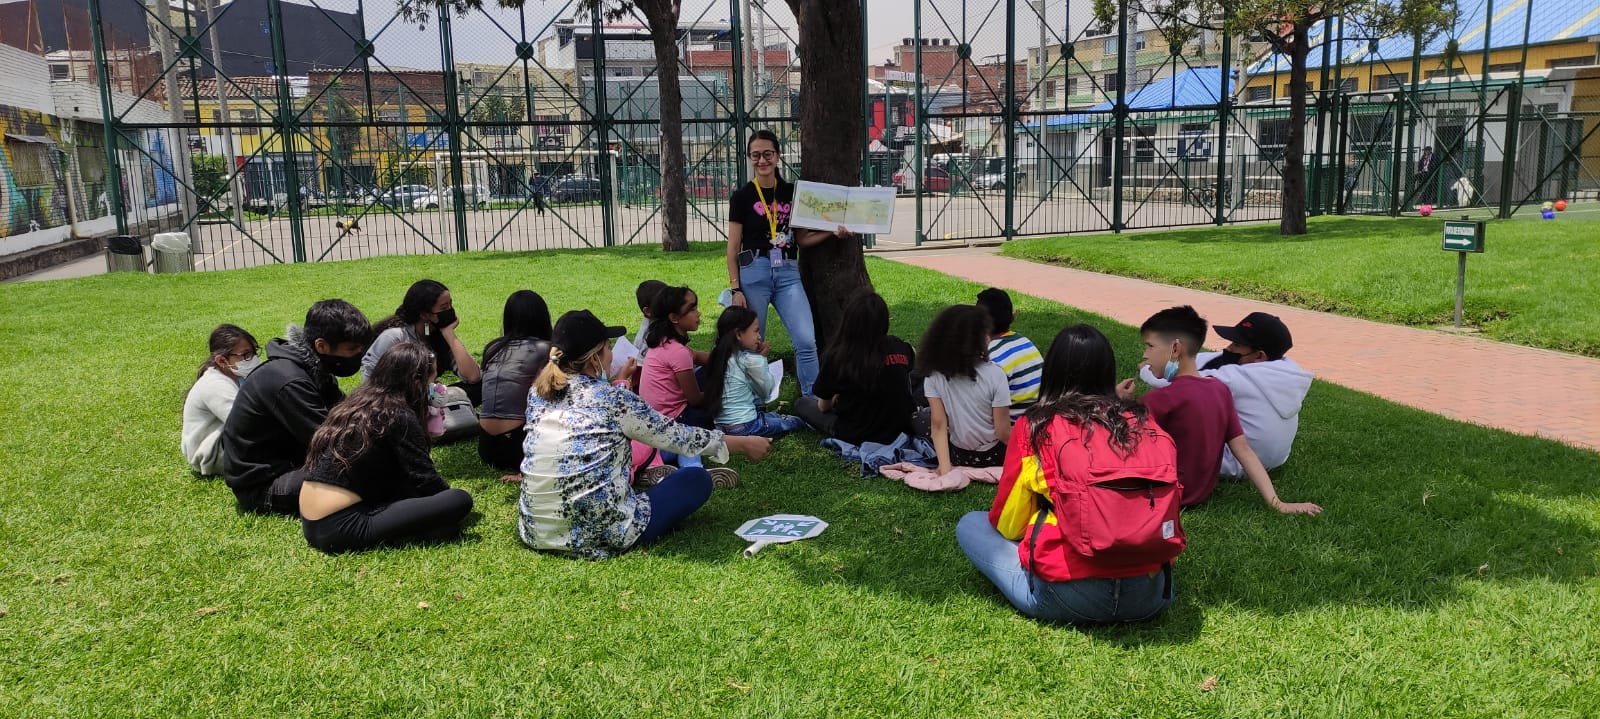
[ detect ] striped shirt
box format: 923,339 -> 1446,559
987,331 -> 1043,419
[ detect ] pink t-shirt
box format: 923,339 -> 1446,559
640,338 -> 694,419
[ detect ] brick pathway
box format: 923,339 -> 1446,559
888,249 -> 1600,452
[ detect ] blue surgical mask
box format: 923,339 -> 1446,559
1163,360 -> 1180,381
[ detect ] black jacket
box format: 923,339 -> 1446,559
221,327 -> 344,497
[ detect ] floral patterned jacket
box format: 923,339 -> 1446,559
517,373 -> 727,559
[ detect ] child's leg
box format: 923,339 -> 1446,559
634,467 -> 713,546
793,396 -> 836,436
746,411 -> 809,439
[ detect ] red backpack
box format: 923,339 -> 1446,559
1028,417 -> 1186,575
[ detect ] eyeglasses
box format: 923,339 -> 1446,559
226,349 -> 259,360
747,151 -> 778,161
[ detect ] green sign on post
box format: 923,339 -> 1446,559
1442,219 -> 1487,329
1443,220 -> 1485,253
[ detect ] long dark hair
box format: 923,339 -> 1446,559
1022,324 -> 1148,457
484,289 -> 552,364
375,279 -> 452,369
821,291 -> 891,390
196,323 -> 257,380
917,304 -> 991,380
644,285 -> 694,349
306,341 -> 435,471
701,306 -> 758,420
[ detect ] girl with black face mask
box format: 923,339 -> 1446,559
362,279 -> 484,406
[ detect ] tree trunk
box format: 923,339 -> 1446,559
1280,20 -> 1310,235
787,0 -> 872,345
641,0 -> 689,251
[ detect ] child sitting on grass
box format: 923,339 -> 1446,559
795,292 -> 917,445
1117,305 -> 1322,516
299,342 -> 474,553
182,323 -> 259,476
704,306 -> 809,438
633,279 -> 666,350
919,304 -> 1013,473
975,287 -> 1043,420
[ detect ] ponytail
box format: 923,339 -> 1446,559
532,344 -> 604,401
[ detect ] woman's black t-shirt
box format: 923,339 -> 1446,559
728,178 -> 796,260
812,336 -> 917,445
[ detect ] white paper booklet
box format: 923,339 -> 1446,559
610,335 -> 640,376
790,181 -> 896,234
765,360 -> 784,403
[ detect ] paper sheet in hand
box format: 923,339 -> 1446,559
790,181 -> 896,234
610,336 -> 640,376
766,360 -> 783,403
735,514 -> 828,558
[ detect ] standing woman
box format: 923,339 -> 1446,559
363,279 -> 483,405
478,290 -> 554,478
725,129 -> 851,398
182,324 -> 260,475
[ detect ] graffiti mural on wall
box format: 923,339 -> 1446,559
139,128 -> 178,208
0,104 -> 68,238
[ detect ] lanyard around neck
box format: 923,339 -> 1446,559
752,180 -> 780,240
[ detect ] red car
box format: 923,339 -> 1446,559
893,167 -> 952,193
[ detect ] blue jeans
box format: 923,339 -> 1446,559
739,256 -> 818,397
635,467 -> 713,546
719,410 -> 810,439
955,511 -> 1173,624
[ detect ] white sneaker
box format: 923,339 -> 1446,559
708,467 -> 740,489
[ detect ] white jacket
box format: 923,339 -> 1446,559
181,367 -> 240,475
1140,352 -> 1312,476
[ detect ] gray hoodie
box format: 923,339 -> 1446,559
1140,351 -> 1313,476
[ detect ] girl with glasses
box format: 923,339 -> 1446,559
182,323 -> 259,475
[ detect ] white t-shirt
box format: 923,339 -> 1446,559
924,362 -> 1011,452
181,367 -> 239,475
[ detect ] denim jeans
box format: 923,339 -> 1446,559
635,467 -> 713,546
739,256 -> 818,397
955,511 -> 1173,624
719,410 -> 810,439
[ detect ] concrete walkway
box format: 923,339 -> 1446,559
888,249 -> 1600,452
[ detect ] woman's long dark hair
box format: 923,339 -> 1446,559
821,291 -> 891,390
196,323 -> 257,380
916,304 -> 991,380
701,306 -> 758,420
484,289 -> 552,365
1022,324 -> 1148,457
375,279 -> 452,371
644,285 -> 694,349
306,341 -> 435,471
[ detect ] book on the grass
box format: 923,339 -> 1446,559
790,181 -> 896,234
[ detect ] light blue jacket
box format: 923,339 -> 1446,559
715,351 -> 774,426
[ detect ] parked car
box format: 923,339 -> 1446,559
971,158 -> 1024,190
377,184 -> 432,209
550,176 -> 603,204
893,167 -> 952,193
421,184 -> 487,209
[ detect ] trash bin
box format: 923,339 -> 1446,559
151,232 -> 194,274
105,235 -> 145,273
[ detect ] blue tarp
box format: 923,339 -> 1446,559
1025,67 -> 1234,129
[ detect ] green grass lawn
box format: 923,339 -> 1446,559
2,244 -> 1597,717
1001,213 -> 1600,357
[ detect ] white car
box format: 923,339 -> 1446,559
421,184 -> 487,210
974,169 -> 1025,191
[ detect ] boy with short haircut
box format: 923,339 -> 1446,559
1118,305 -> 1321,515
975,287 -> 1043,420
222,299 -> 373,515
633,280 -> 667,350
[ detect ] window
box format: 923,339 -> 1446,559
1103,73 -> 1120,93
1246,86 -> 1270,102
1133,124 -> 1156,162
1103,38 -> 1118,55
1257,118 -> 1291,161
5,139 -> 53,187
1043,79 -> 1057,103
1548,56 -> 1593,69
49,64 -> 69,81
1066,77 -> 1079,95
1341,77 -> 1358,92
1282,80 -> 1314,95
1351,114 -> 1394,148
1487,62 -> 1520,73
1375,73 -> 1407,90
1134,34 -> 1147,51
236,109 -> 259,135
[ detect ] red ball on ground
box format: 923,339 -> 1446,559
1554,199 -> 1567,211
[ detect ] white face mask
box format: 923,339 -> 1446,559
232,356 -> 262,380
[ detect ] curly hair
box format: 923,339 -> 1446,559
305,341 -> 435,471
916,304 -> 992,380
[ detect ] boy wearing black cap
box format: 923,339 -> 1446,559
1139,310 -> 1312,479
1119,306 -> 1320,515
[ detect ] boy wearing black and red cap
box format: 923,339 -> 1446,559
1140,311 -> 1312,480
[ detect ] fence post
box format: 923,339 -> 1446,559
438,9 -> 470,252
914,0 -> 925,245
1212,21 -> 1230,226
1110,0 -> 1129,233
1334,93 -> 1350,213
267,0 -> 306,262
87,0 -> 127,237
1498,83 -> 1521,218
729,0 -> 748,186
589,10 -> 615,246
1388,91 -> 1405,217
1403,34 -> 1424,208
1474,0 -> 1493,208
1002,0 -> 1016,240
